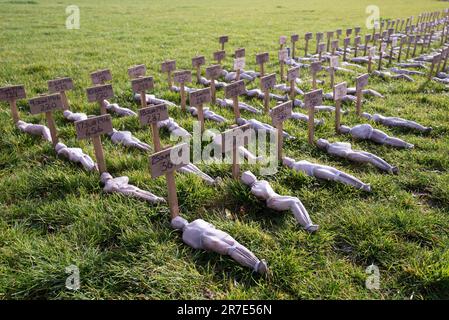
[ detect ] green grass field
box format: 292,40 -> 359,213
1,0 -> 448,300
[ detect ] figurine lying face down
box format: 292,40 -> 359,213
108,129 -> 151,152
63,110 -> 88,122
55,142 -> 97,172
216,98 -> 261,114
241,171 -> 319,233
101,172 -> 166,204
104,100 -> 137,117
16,120 -> 52,143
316,139 -> 398,174
188,106 -> 226,123
236,117 -> 292,139
245,88 -> 288,102
283,157 -> 371,192
373,70 -> 414,82
339,124 -> 414,148
362,112 -> 431,132
171,216 -> 268,274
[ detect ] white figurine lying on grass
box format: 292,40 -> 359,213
108,129 -> 151,152
346,88 -> 384,98
373,70 -> 414,82
104,100 -> 137,117
198,76 -> 227,88
157,118 -> 191,138
316,139 -> 398,174
188,106 -> 226,123
236,117 -> 292,139
221,69 -> 259,82
283,157 -> 372,192
245,88 -> 288,102
273,84 -> 305,96
101,173 -> 166,204
171,216 -> 268,274
55,142 -> 97,172
362,112 -> 431,132
216,98 -> 261,114
241,171 -> 319,233
134,93 -> 177,108
178,163 -> 220,186
63,110 -> 88,122
339,124 -> 414,148
16,120 -> 52,143
294,99 -> 348,114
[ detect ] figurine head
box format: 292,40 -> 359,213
16,120 -> 25,128
255,259 -> 268,275
338,125 -> 351,134
171,216 -> 189,231
282,157 -> 295,167
241,171 -> 257,187
236,117 -> 245,126
316,138 -> 330,150
100,172 -> 113,184
54,142 -> 67,152
361,112 -> 372,120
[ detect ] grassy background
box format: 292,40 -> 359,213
0,0 -> 448,299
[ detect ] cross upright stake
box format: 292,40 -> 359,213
192,56 -> 206,84
270,101 -> 292,161
222,124 -> 251,180
304,89 -> 323,145
256,52 -> 269,77
48,77 -> 74,111
0,85 -> 26,124
90,69 -> 113,115
355,74 -> 369,116
224,80 -> 246,124
173,70 -> 192,112
260,73 -> 276,114
29,93 -> 64,147
333,82 -> 347,133
205,64 -> 222,105
287,67 -> 299,101
189,87 -> 211,133
86,84 -> 114,116
161,60 -> 177,90
75,114 -> 114,174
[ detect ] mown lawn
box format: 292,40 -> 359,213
0,0 -> 448,299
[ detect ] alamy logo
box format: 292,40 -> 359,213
366,5 -> 380,30
365,264 -> 380,290
65,265 -> 80,290
66,5 -> 80,30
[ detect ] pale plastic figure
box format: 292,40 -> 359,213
323,92 -> 357,103
236,117 -> 292,139
241,171 -> 319,232
16,120 -> 52,142
346,88 -> 384,98
63,110 -> 88,122
294,99 -> 347,114
199,76 -> 227,88
362,112 -> 431,132
316,139 -> 398,174
108,129 -> 151,152
134,93 -> 177,108
171,85 -> 196,94
341,61 -> 366,69
245,88 -> 288,102
372,70 -> 414,82
104,100 -> 137,117
216,98 -> 261,114
188,106 -> 226,123
178,163 -> 220,186
339,124 -> 414,148
283,157 -> 372,192
390,67 -> 424,76
101,172 -> 166,204
273,84 -> 304,96
211,132 -> 265,163
55,142 -> 97,172
396,62 -> 426,69
325,66 -> 355,74
291,112 -> 324,126
171,216 -> 268,274
157,118 -> 191,138
221,69 -> 259,82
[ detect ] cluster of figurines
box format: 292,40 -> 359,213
3,9 -> 445,275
